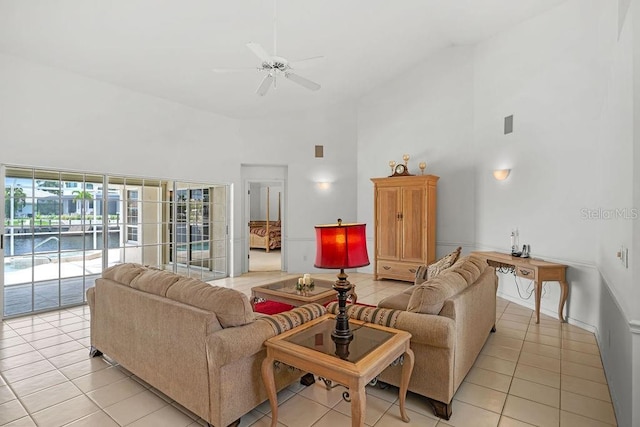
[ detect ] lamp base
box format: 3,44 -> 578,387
332,269 -> 353,341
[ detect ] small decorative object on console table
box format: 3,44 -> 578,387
314,219 -> 369,344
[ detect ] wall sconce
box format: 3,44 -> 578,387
493,169 -> 511,181
316,182 -> 331,191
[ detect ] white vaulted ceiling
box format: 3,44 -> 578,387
0,0 -> 567,118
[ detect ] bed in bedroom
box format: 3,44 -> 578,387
249,186 -> 282,253
249,220 -> 281,252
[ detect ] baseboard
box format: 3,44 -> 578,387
495,291 -> 597,334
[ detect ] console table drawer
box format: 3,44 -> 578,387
377,261 -> 419,281
516,266 -> 536,280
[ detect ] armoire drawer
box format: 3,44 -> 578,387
376,261 -> 420,281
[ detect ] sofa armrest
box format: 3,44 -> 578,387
206,302 -> 327,367
439,266 -> 497,388
206,321 -> 275,368
394,311 -> 455,348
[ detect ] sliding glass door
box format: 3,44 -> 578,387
2,166 -> 229,318
172,183 -> 228,281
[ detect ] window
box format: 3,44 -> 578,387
126,190 -> 139,243
2,166 -> 229,318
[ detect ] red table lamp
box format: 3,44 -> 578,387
314,219 -> 369,343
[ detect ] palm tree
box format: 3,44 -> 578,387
72,190 -> 93,216
4,186 -> 26,219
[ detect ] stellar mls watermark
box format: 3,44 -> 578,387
581,207 -> 639,220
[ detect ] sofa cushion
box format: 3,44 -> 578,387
414,246 -> 461,285
377,292 -> 411,311
102,263 -> 146,285
130,268 -> 182,297
407,272 -> 468,315
165,278 -> 255,328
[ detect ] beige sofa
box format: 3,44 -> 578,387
331,255 -> 497,419
86,263 -> 324,427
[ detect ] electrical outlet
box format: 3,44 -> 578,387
617,246 -> 629,268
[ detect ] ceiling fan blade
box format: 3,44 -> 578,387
212,67 -> 260,73
289,56 -> 325,70
285,72 -> 321,91
256,74 -> 274,96
246,42 -> 271,63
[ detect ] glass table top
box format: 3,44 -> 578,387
284,319 -> 394,363
260,278 -> 334,297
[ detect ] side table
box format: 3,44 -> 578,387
471,251 -> 569,323
261,314 -> 414,427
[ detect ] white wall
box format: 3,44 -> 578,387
0,52 -> 359,277
356,1 -> 637,423
630,1 -> 640,424
357,46 -> 476,270
473,0 -> 617,328
240,106 -> 359,273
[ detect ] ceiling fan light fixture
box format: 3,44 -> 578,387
214,0 -> 323,96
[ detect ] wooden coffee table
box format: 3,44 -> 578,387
251,277 -> 357,309
261,314 -> 414,427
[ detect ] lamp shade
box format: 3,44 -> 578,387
314,222 -> 370,269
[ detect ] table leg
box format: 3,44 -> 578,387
261,357 -> 278,427
398,348 -> 415,422
558,280 -> 569,322
350,386 -> 366,427
534,279 -> 542,324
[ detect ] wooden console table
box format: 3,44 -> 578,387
471,251 -> 569,324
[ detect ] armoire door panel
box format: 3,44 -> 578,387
376,187 -> 400,259
401,186 -> 425,262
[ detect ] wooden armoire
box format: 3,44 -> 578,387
371,175 -> 439,282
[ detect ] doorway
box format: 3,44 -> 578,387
247,181 -> 283,272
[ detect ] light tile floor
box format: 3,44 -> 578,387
0,272 -> 617,426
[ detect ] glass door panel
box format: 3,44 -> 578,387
3,167 -> 229,318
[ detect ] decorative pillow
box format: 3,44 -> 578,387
257,303 -> 327,334
415,246 -> 462,285
414,264 -> 430,286
326,302 -> 402,328
447,256 -> 484,285
407,272 -> 468,315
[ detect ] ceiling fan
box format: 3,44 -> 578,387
213,1 -> 323,96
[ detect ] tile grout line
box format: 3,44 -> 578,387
2,294 -> 616,427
